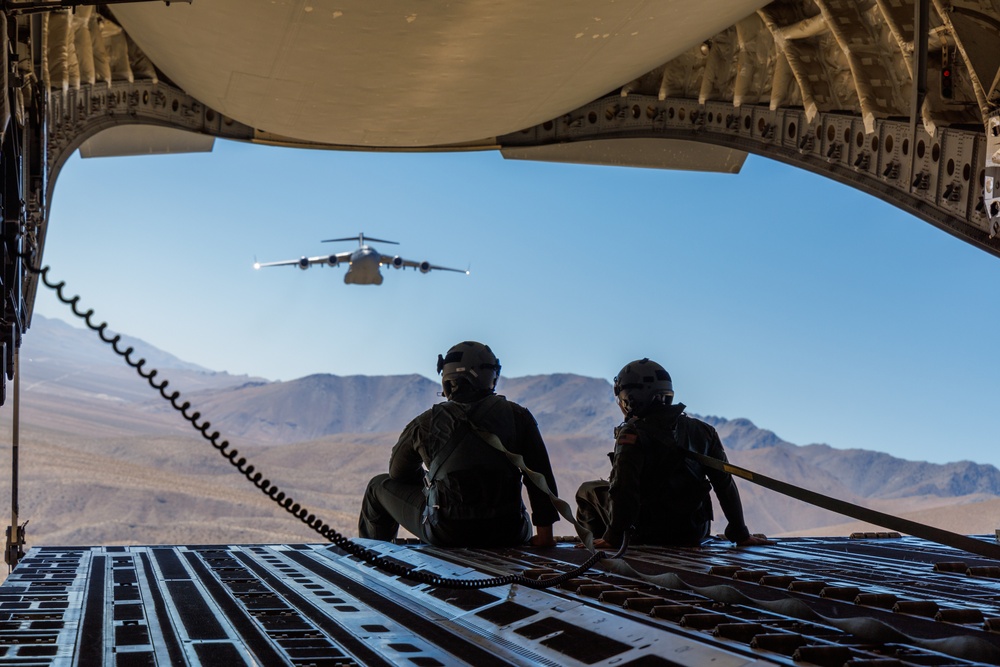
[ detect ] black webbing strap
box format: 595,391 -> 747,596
425,395 -> 504,484
466,421 -> 595,548
682,448 -> 1000,561
424,420 -> 472,486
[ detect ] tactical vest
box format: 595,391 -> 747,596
629,414 -> 714,539
421,395 -> 524,527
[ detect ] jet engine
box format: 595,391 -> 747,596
297,257 -> 310,270
392,256 -> 404,269
419,261 -> 431,273
326,255 -> 339,267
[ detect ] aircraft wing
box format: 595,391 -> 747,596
426,263 -> 469,274
381,254 -> 469,274
253,252 -> 352,269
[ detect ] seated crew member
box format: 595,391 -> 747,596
358,341 -> 559,547
576,358 -> 773,549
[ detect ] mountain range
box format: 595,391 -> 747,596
2,314 -> 998,549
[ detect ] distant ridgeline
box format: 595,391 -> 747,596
21,314 -> 1000,507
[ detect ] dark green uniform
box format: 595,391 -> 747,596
359,394 -> 559,547
576,402 -> 750,546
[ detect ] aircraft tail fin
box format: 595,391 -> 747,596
322,232 -> 399,246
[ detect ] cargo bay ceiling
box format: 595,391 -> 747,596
0,0 -> 999,401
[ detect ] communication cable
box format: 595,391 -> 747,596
23,259 -> 617,589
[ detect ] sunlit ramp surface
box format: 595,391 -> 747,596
4,536 -> 1000,665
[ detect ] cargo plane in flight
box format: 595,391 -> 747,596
253,233 -> 469,285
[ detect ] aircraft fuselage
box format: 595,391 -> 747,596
344,246 -> 384,285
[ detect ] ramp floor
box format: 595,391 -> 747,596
3,535 -> 1000,666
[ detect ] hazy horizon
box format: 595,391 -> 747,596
27,142 -> 1000,471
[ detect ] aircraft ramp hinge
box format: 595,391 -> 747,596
4,522 -> 26,570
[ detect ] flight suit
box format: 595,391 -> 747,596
359,394 -> 559,547
576,402 -> 751,546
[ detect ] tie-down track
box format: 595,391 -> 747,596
4,535 -> 1000,666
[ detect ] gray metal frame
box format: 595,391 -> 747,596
499,94 -> 999,257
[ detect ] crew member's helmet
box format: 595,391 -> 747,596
613,358 -> 674,418
437,341 -> 501,397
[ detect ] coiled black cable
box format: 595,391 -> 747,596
26,259 -> 615,588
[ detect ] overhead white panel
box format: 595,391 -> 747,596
111,0 -> 769,147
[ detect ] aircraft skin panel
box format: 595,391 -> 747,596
501,137 -> 749,173
109,0 -> 769,147
344,255 -> 383,285
78,125 -> 215,158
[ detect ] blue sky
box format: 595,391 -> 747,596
32,139 -> 1000,467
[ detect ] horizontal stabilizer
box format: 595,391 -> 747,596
323,234 -> 398,245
